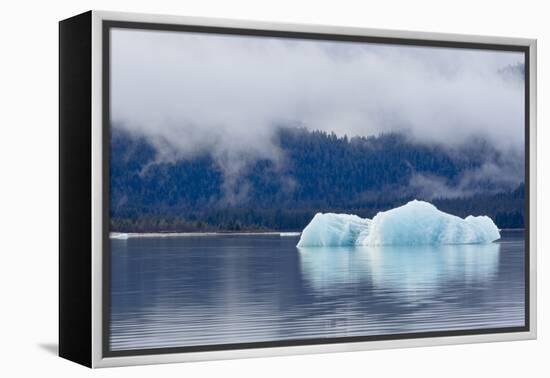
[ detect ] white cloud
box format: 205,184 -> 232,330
110,28 -> 525,199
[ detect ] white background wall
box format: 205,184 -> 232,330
0,0 -> 546,376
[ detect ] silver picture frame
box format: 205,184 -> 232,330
60,9 -> 537,368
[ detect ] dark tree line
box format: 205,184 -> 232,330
110,127 -> 525,232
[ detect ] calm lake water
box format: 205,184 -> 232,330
109,231 -> 525,351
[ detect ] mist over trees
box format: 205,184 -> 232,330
110,127 -> 525,232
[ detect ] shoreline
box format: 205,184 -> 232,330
110,231 -> 302,239
110,228 -> 525,240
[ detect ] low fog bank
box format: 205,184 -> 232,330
110,28 -> 525,203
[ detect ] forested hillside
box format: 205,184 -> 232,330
110,127 -> 525,232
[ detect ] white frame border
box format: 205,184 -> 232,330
90,10 -> 537,368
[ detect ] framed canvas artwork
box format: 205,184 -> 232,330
59,10 -> 537,368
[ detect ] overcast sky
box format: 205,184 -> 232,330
111,27 -> 525,167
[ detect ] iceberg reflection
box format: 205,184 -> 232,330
298,243 -> 501,298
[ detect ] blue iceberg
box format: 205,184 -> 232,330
297,200 -> 500,247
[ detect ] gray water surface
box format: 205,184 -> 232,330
109,231 -> 525,351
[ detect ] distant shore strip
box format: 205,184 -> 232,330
110,228 -> 525,240
110,231 -> 302,239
